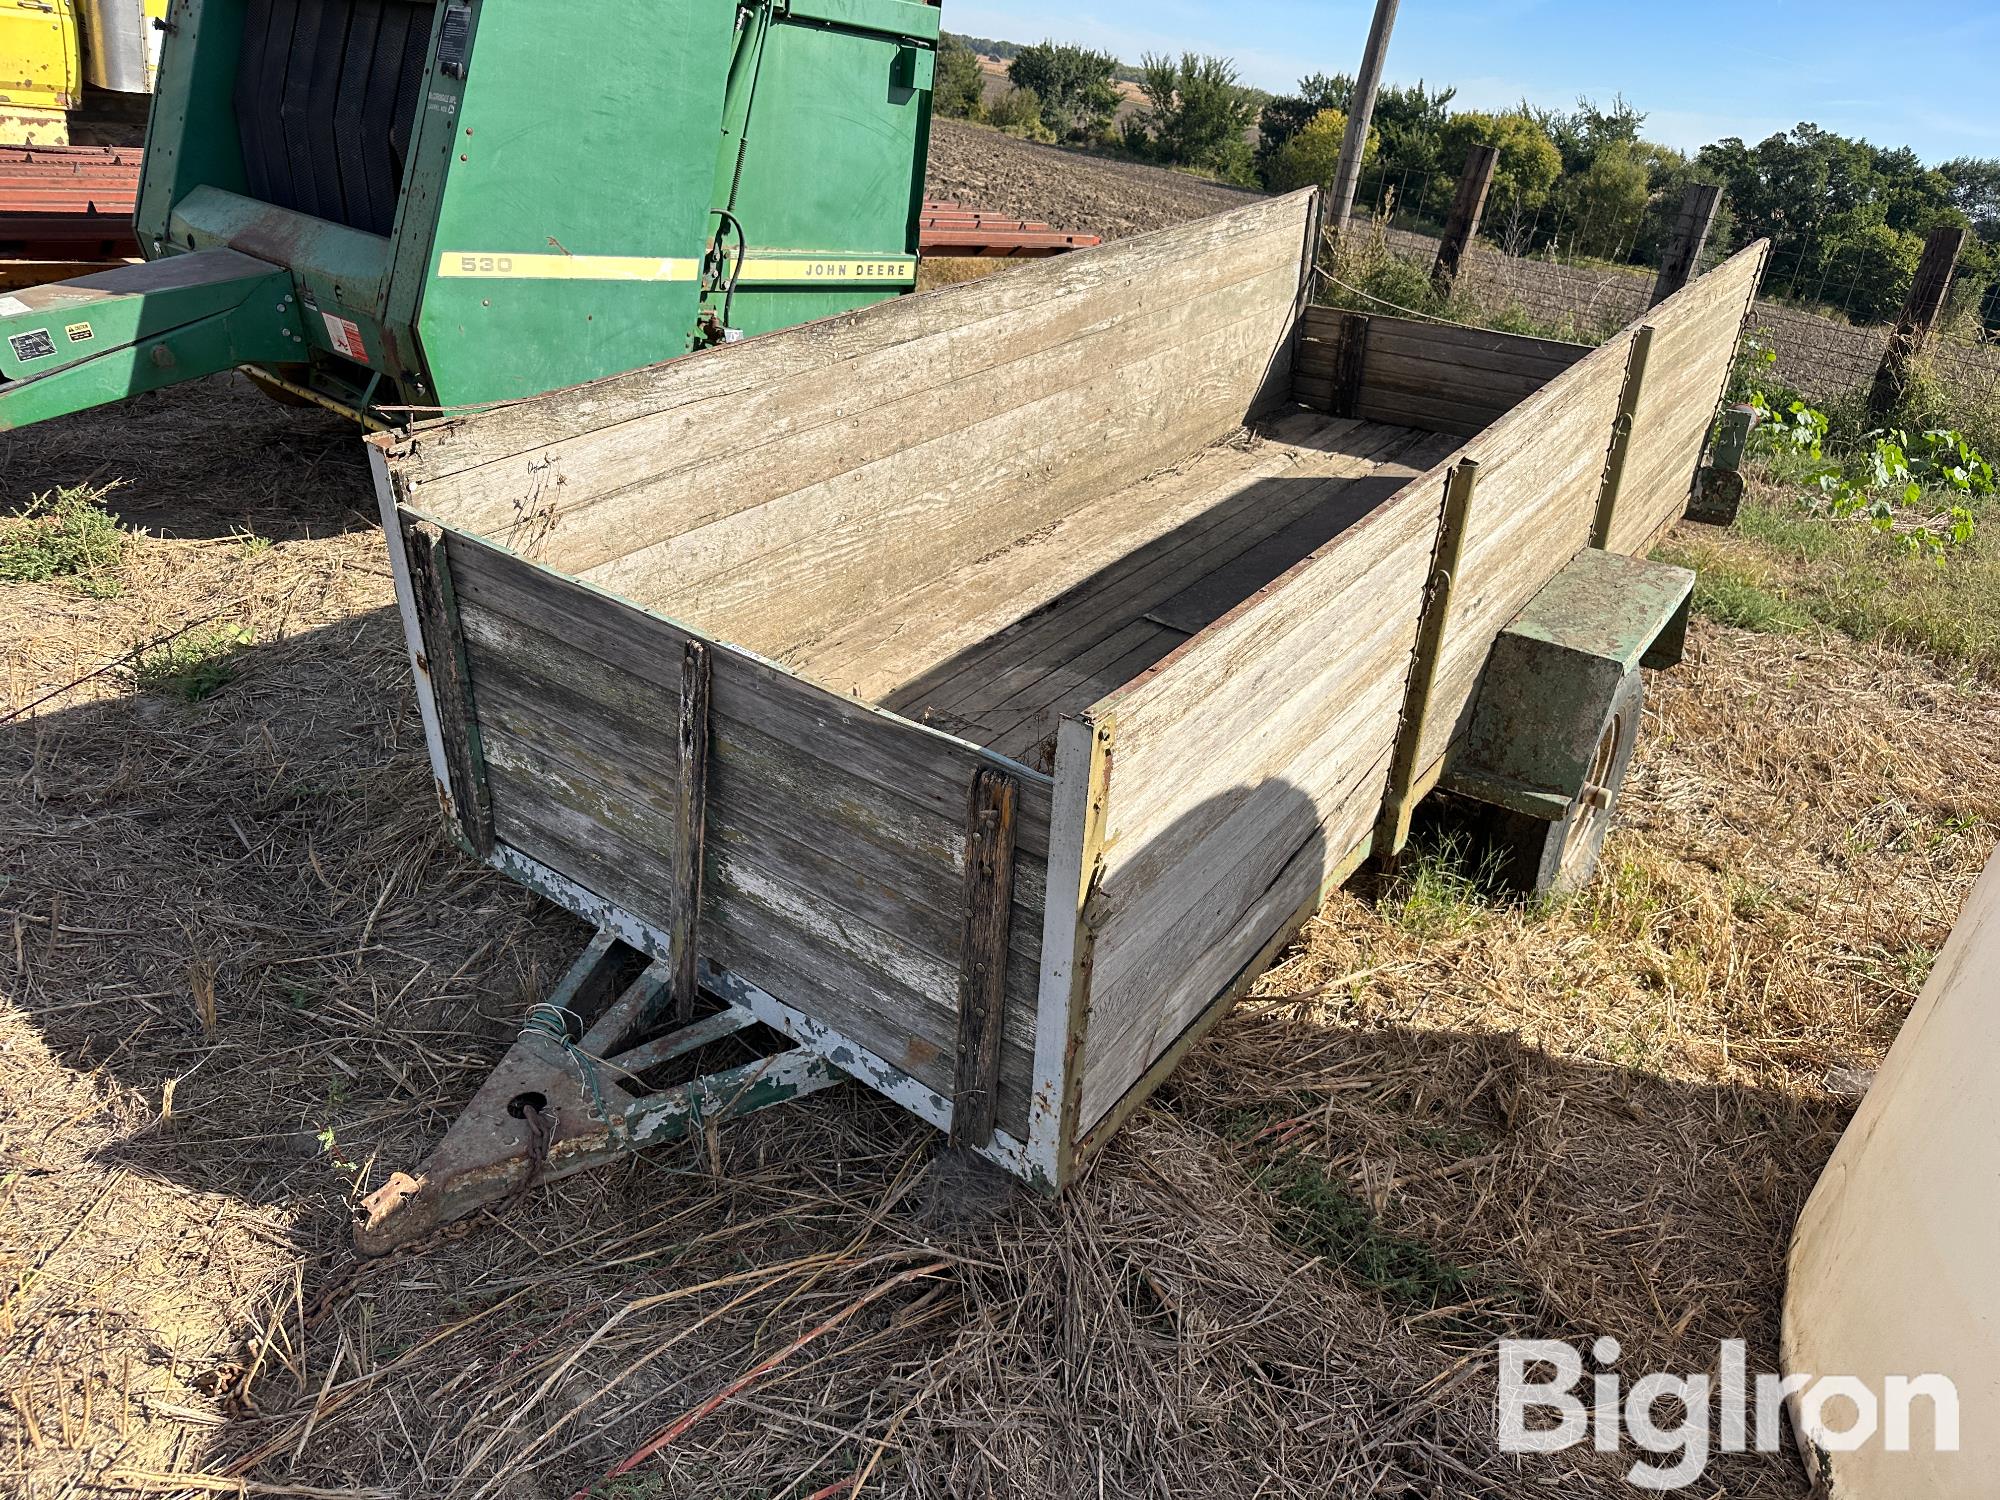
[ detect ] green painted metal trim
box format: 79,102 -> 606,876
380,0 -> 470,382
168,186 -> 396,311
1442,549 -> 1695,820
1504,547 -> 1695,673
620,1047 -> 840,1151
787,0 -> 941,41
0,252 -> 302,428
1437,764 -> 1576,821
1375,459 -> 1479,858
1593,323 -> 1655,548
1709,404 -> 1757,473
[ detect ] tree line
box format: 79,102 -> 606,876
931,36 -> 2000,332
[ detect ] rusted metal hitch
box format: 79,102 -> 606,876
354,931 -> 841,1255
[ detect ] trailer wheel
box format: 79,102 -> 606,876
1489,670 -> 1644,897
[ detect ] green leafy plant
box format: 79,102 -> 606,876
1258,1155 -> 1478,1308
316,1125 -> 360,1173
0,483 -> 128,586
1804,427 -> 1989,558
1127,52 -> 1259,181
1005,40 -> 1119,141
985,84 -> 1054,143
1745,382 -> 1991,558
133,624 -> 256,702
1757,396 -> 1830,459
932,34 -> 986,120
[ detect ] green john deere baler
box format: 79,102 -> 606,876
0,0 -> 937,428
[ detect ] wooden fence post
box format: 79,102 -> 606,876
1869,225 -> 1968,418
1432,144 -> 1498,298
1650,183 -> 1722,305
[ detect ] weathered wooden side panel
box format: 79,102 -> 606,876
1069,470 -> 1449,1134
381,191 -> 1319,661
1605,243 -> 1769,555
1407,242 -> 1766,773
1407,330 -> 1640,773
585,280 -> 1300,657
1295,307 -> 1592,437
436,527 -> 1054,1139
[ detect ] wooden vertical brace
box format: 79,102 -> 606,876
1329,311 -> 1369,419
1021,715 -> 1115,1191
1432,144 -> 1499,298
1650,183 -> 1723,305
949,768 -> 1019,1149
1870,225 -> 1968,419
1298,184 -> 1328,312
1593,324 -> 1656,547
1282,187 -> 1329,401
671,639 -> 712,1023
399,515 -> 494,857
1374,460 -> 1479,860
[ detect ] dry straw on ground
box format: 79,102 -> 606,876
3,377 -> 1996,1499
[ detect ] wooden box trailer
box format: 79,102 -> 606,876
357,189 -> 1767,1250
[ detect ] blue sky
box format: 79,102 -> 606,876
945,0 -> 2000,164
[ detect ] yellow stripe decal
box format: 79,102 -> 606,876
437,253 -> 702,281
435,253 -> 918,284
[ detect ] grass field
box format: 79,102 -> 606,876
1663,480 -> 2000,678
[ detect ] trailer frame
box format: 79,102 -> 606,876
359,188 -> 1769,1248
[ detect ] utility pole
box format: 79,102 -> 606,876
1328,0 -> 1400,239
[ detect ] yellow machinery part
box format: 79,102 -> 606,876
0,0 -> 81,143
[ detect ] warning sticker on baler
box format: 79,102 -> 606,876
322,313 -> 367,362
8,329 -> 55,362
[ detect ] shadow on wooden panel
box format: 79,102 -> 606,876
879,434 -> 1432,771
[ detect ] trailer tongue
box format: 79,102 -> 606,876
0,0 -> 940,429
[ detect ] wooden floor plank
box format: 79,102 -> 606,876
794,407 -> 1349,695
807,413 -> 1450,765
880,422 -> 1425,720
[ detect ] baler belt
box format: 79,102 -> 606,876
234,0 -> 433,238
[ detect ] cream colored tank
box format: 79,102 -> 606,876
1783,849 -> 2000,1494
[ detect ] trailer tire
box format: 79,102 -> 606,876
1489,669 -> 1644,897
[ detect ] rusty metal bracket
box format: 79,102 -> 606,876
1593,324 -> 1655,549
1375,458 -> 1478,861
354,931 -> 841,1255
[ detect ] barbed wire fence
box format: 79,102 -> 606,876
1323,148 -> 2000,435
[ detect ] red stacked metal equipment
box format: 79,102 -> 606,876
917,201 -> 1101,257
0,146 -> 144,272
